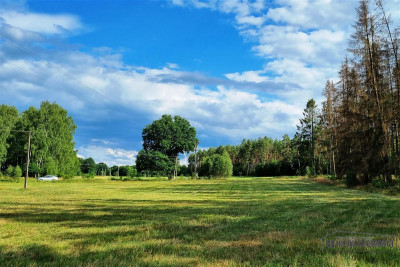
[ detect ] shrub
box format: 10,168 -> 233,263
127,167 -> 138,178
200,152 -> 233,178
306,165 -> 316,178
345,169 -> 358,187
82,173 -> 95,178
370,178 -> 389,189
12,165 -> 23,179
59,173 -> 74,179
264,160 -> 281,176
5,165 -> 14,177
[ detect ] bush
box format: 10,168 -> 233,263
82,173 -> 95,178
200,152 -> 233,178
345,169 -> 358,187
370,178 -> 389,189
5,165 -> 14,177
306,165 -> 316,178
59,173 -> 74,179
12,165 -> 22,179
127,167 -> 138,178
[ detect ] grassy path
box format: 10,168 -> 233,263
0,177 -> 399,266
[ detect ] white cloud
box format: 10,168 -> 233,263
0,46 -> 301,142
78,145 -> 138,166
170,0 -> 364,110
9,0 -> 399,154
225,70 -> 268,83
266,0 -> 357,30
0,11 -> 83,36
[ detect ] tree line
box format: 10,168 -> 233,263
321,0 -> 400,185
187,0 -> 400,185
0,101 -> 80,178
1,1 -> 398,184
79,157 -> 138,178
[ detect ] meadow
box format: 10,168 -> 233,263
0,177 -> 399,266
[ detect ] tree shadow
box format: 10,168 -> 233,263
1,179 -> 399,266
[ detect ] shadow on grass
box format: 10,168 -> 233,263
1,178 -> 399,266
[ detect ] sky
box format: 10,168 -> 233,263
1,0 -> 400,166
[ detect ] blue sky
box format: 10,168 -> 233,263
1,0 -> 399,166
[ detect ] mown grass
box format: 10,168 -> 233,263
0,177 -> 399,266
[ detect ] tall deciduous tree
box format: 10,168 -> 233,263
7,101 -> 80,177
0,105 -> 19,171
139,114 -> 198,177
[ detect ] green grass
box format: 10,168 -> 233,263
0,177 -> 399,266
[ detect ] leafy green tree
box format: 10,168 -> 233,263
81,157 -> 97,175
96,162 -> 109,176
127,166 -> 138,178
12,165 -> 22,178
142,115 -> 198,156
140,115 -> 198,176
5,165 -> 14,177
200,151 -> 232,178
29,163 -> 41,178
7,101 -> 80,177
136,149 -> 174,176
0,105 -> 19,171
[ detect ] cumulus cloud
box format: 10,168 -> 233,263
169,0 -> 365,108
0,10 -> 83,37
0,43 -> 301,143
78,145 -> 138,166
7,0 -> 386,163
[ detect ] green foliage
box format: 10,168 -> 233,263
82,173 -> 95,179
370,178 -> 390,189
142,114 -> 198,157
96,162 -> 109,176
29,163 -> 41,177
139,114 -> 198,176
136,149 -> 174,175
5,165 -> 14,177
345,169 -> 358,188
12,165 -> 22,178
200,151 -> 232,178
306,165 -> 316,178
178,165 -> 191,176
127,166 -> 138,178
0,105 -> 19,169
5,101 -> 80,177
197,135 -> 299,177
80,157 -> 97,175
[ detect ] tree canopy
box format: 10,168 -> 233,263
138,114 -> 198,177
2,101 -> 80,177
142,115 -> 198,157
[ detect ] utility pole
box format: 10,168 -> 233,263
24,131 -> 31,189
0,129 -> 33,189
194,141 -> 198,179
174,157 -> 178,180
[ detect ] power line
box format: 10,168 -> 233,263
0,128 -> 33,133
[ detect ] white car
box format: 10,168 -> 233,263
37,175 -> 59,181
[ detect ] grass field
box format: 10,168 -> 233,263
0,177 -> 399,266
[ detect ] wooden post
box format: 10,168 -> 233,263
194,142 -> 198,179
174,157 -> 178,180
24,131 -> 31,189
